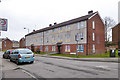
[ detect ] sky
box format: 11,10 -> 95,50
0,0 -> 119,41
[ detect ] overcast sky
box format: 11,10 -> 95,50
0,0 -> 119,41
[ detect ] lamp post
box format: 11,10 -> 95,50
24,27 -> 29,33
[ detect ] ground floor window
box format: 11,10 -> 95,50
52,46 -> 56,51
65,45 -> 70,52
45,46 -> 48,52
77,45 -> 84,52
93,44 -> 95,53
40,46 -> 42,51
80,45 -> 84,52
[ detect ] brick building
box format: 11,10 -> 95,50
2,38 -> 13,51
112,23 -> 120,49
25,11 -> 105,55
19,37 -> 26,48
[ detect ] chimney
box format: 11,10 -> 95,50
88,10 -> 93,14
33,29 -> 35,32
54,22 -> 57,25
49,24 -> 52,27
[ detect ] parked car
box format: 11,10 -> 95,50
3,49 -> 14,59
9,48 -> 35,65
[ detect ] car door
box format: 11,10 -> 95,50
14,50 -> 19,61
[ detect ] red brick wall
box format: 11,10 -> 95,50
19,38 -> 26,48
112,23 -> 120,49
87,13 -> 105,55
2,39 -> 13,51
28,44 -> 87,55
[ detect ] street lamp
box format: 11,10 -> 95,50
24,27 -> 29,33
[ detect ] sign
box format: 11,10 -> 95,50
75,33 -> 80,41
0,18 -> 7,31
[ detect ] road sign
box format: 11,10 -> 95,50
75,33 -> 80,41
0,18 -> 7,31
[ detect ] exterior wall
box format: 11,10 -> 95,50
87,14 -> 105,55
112,23 -> 120,49
26,21 -> 87,54
25,12 -> 105,55
44,21 -> 87,45
118,1 -> 120,23
19,38 -> 26,48
2,39 -> 13,51
26,32 -> 43,46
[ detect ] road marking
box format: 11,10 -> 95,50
22,69 -> 37,79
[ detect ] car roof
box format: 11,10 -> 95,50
15,48 -> 30,51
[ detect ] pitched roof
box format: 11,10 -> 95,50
25,12 -> 98,37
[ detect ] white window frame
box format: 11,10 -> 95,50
80,21 -> 84,28
52,46 -> 56,51
92,21 -> 95,29
93,32 -> 95,41
77,22 -> 80,29
93,44 -> 95,53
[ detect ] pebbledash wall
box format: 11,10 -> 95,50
25,11 -> 105,55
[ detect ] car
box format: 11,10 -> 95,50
3,49 -> 14,59
9,48 -> 35,65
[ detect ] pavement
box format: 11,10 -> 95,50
35,54 -> 119,63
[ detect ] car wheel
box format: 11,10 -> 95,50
16,60 -> 20,65
3,55 -> 5,59
30,61 -> 34,64
10,58 -> 12,62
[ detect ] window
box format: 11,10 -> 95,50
58,27 -> 62,31
93,32 -> 95,41
52,29 -> 55,32
80,21 -> 84,28
4,41 -> 6,47
40,38 -> 43,42
40,46 -> 42,51
45,46 -> 48,52
92,21 -> 95,29
66,25 -> 70,30
65,45 -> 70,52
46,37 -> 49,43
52,36 -> 55,41
52,46 -> 56,51
65,34 -> 70,39
77,22 -> 80,29
93,44 -> 95,53
80,45 -> 84,52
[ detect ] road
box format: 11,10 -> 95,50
0,52 -> 119,79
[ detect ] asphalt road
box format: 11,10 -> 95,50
0,52 -> 119,79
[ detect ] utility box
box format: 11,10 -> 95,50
110,49 -> 116,57
118,49 -> 120,56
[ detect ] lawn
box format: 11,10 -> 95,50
34,51 -> 119,58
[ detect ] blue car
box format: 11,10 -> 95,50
10,48 -> 35,65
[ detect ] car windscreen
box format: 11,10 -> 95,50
19,49 -> 32,54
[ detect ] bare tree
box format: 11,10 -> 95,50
103,17 -> 116,52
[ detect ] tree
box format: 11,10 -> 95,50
103,17 -> 116,52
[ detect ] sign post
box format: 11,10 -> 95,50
75,33 -> 80,57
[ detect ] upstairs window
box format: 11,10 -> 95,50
66,25 -> 70,30
93,32 -> 95,41
80,21 -> 84,28
58,27 -> 62,31
52,29 -> 56,32
92,21 -> 95,29
77,22 -> 80,29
